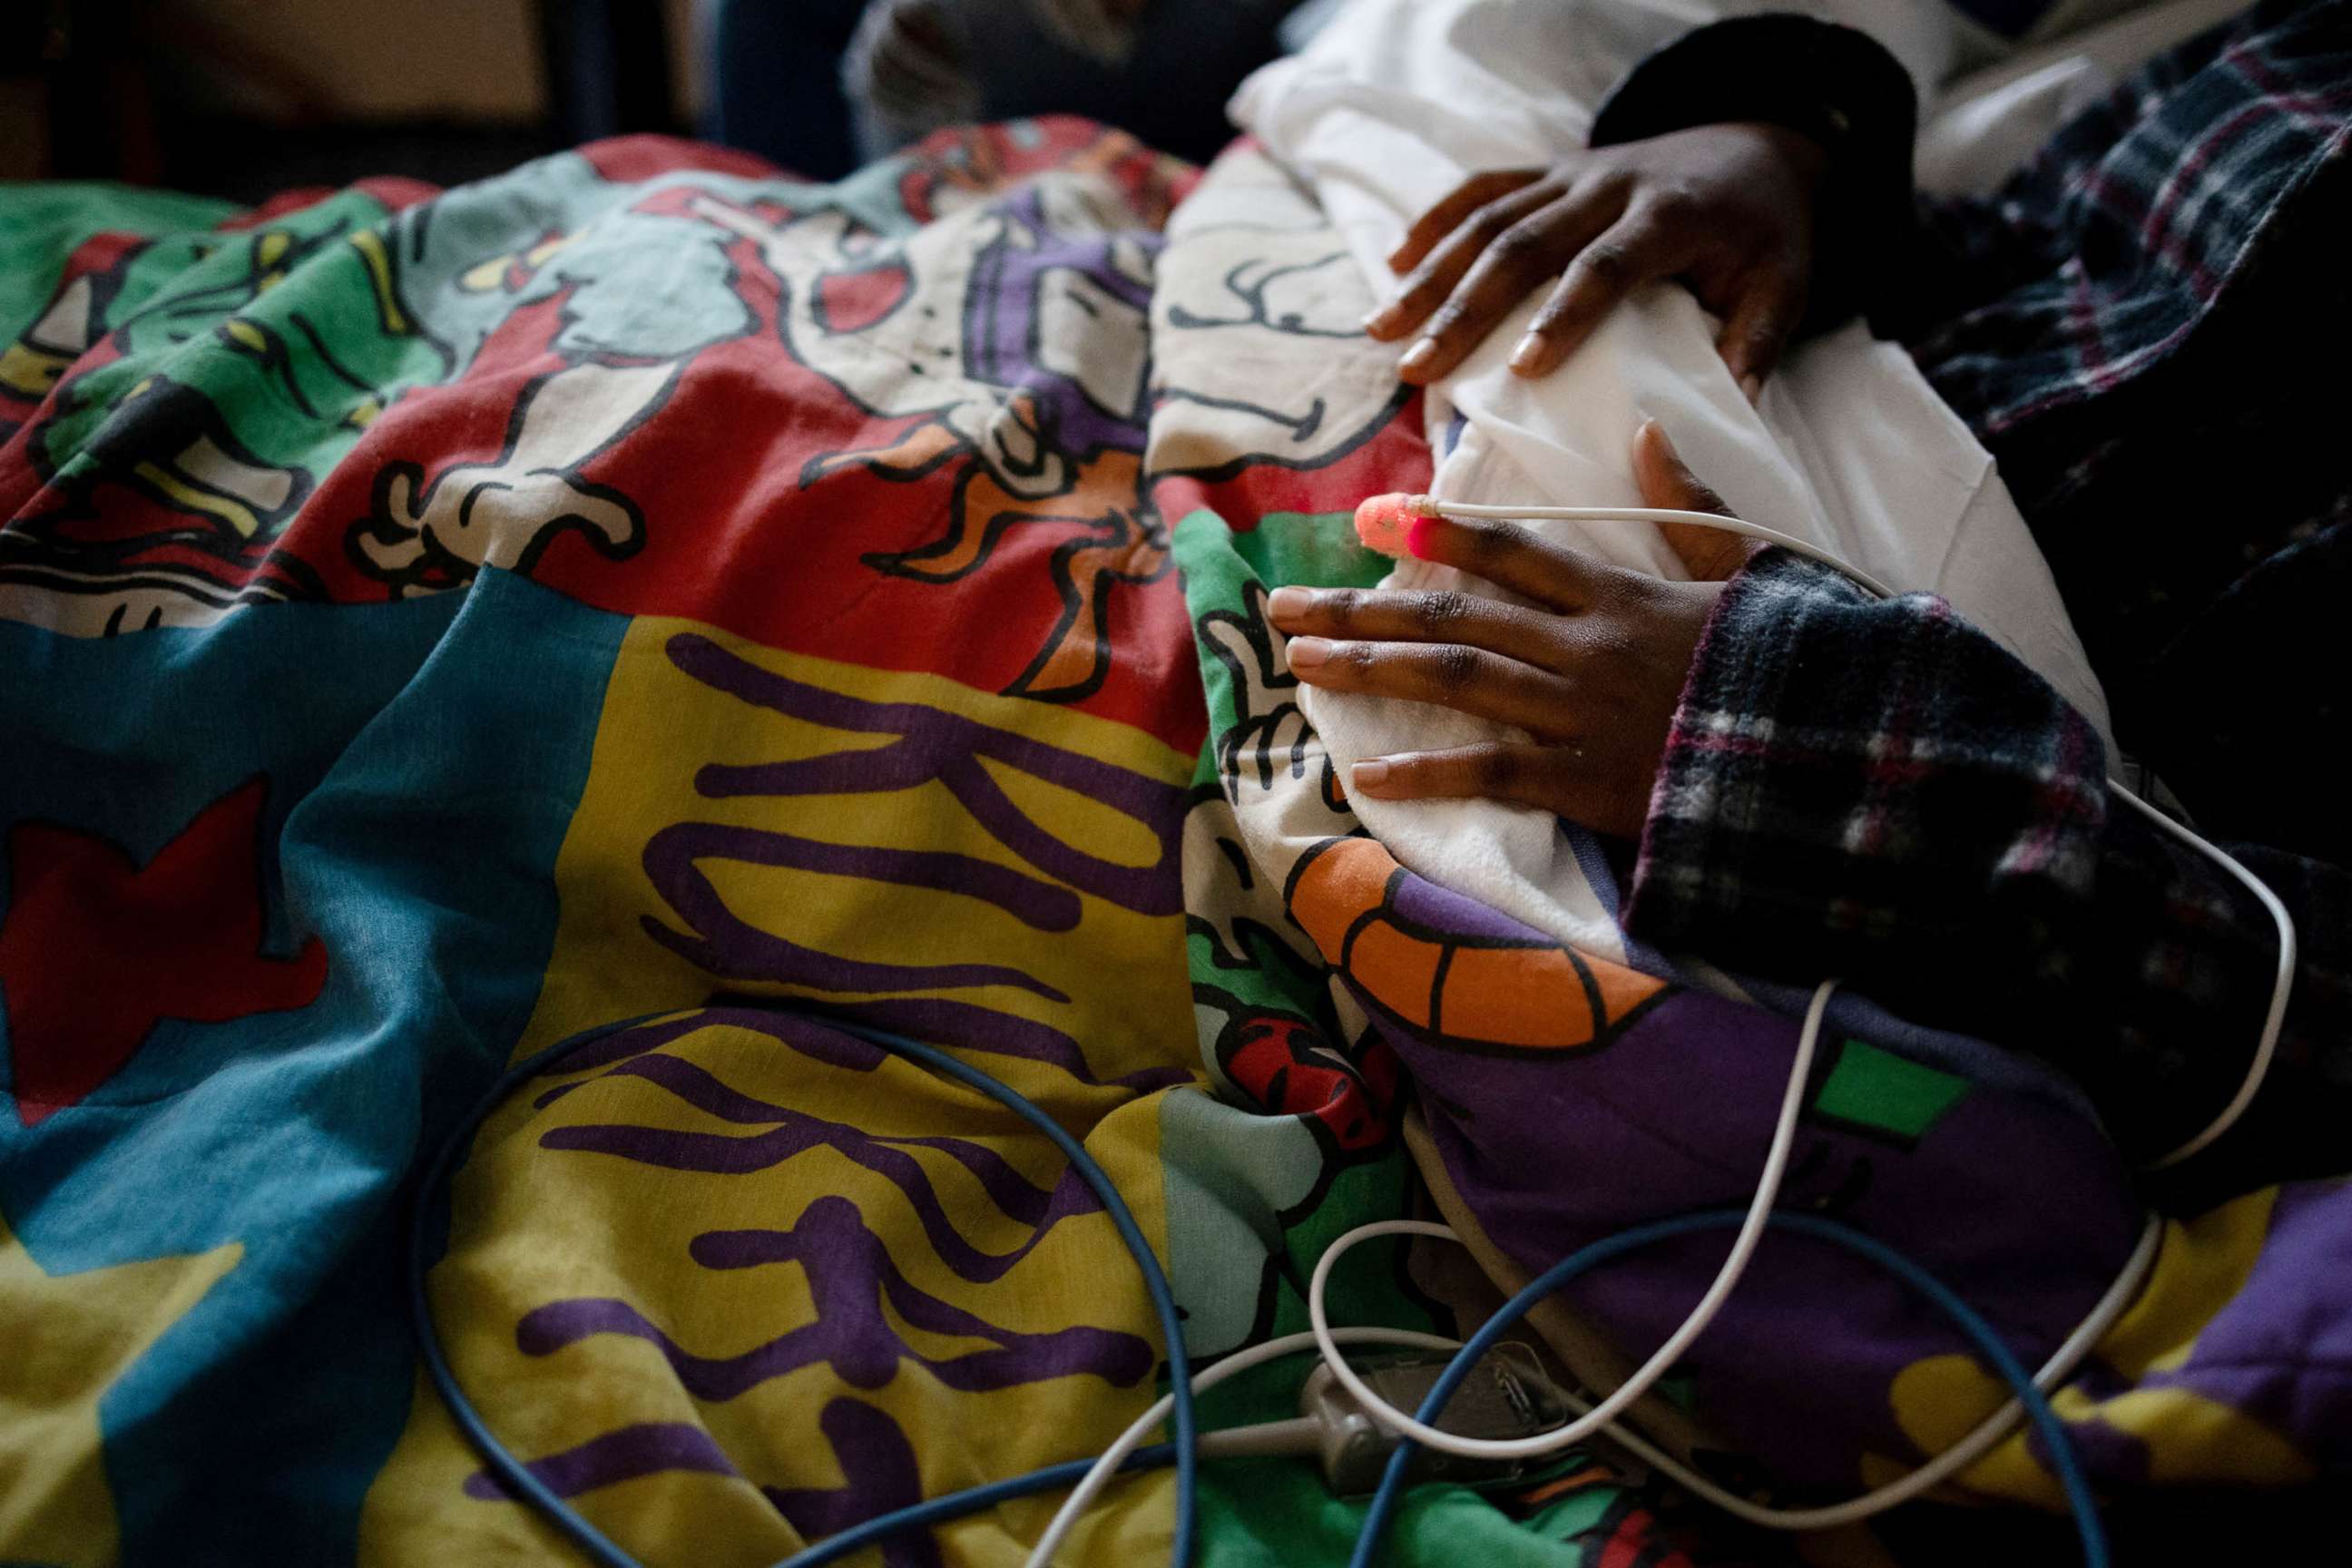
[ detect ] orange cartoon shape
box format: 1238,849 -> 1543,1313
1287,837 -> 1664,1054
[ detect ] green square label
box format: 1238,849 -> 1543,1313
1812,1038 -> 1970,1144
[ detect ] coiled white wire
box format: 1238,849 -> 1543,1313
1021,1327 -> 1462,1568
1302,1210 -> 2160,1534
1300,979 -> 1836,1463
1025,971 -> 2151,1562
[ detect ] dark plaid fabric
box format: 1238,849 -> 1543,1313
1905,0 -> 2352,443
1632,551 -> 2350,1202
1612,1 -> 2352,1201
1900,0 -> 2352,856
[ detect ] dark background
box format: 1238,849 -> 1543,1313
3,0 -> 1294,201
4,0 -> 838,199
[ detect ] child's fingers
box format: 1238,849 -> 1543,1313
1504,209 -> 1690,378
1715,264 -> 1807,394
1632,419 -> 1758,582
1265,584 -> 1563,671
1387,169 -> 1544,274
1350,744 -> 1645,837
1396,191 -> 1616,384
1402,512 -> 1602,614
1282,636 -> 1578,739
1632,419 -> 1730,513
1348,742 -> 1560,800
1367,183 -> 1555,343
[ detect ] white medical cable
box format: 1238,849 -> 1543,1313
1386,498 -> 1902,599
1406,496 -> 2296,1170
2112,788 -> 2297,1169
1291,1210 -> 2157,1537
1303,978 -> 1838,1463
1058,1024 -> 2154,1551
1024,1327 -> 1462,1568
1551,1210 -> 2161,1530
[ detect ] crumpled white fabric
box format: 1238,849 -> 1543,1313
1230,0 -> 2114,963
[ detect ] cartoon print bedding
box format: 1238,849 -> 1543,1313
2,123 -> 2344,1568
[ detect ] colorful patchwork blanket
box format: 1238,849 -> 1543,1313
3,123 -> 2345,1568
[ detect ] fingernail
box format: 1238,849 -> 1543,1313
1508,333 -> 1544,373
1267,585 -> 1310,621
1404,512 -> 1440,561
1352,759 -> 1391,792
1740,373 -> 1762,406
1287,635 -> 1330,669
1361,304 -> 1399,336
1398,339 -> 1436,374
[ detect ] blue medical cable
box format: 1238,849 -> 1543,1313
414,1010 -> 2104,1568
407,1007 -> 1199,1568
781,1445 -> 1184,1567
1347,1208 -> 2108,1568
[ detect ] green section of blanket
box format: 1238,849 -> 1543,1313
1171,503 -> 1658,1566
0,184 -> 241,343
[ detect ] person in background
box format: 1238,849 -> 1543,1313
840,0 -> 1309,164
1266,0 -> 2350,1209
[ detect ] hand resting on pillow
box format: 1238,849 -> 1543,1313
1361,122 -> 1823,396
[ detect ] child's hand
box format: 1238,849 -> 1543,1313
1364,123 -> 1823,396
1267,423 -> 1757,838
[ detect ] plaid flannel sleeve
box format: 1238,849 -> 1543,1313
1627,551 -> 2349,1201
